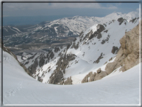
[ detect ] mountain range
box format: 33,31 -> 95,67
3,11 -> 139,54
15,12 -> 140,85
1,11 -> 141,104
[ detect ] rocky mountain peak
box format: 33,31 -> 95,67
16,13 -> 140,85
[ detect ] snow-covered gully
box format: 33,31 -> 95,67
2,47 -> 140,105
1,11 -> 141,105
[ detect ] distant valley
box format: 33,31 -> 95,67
3,12 -> 138,55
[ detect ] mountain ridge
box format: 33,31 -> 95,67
3,11 -> 139,54
17,16 -> 140,84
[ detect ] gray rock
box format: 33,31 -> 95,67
49,70 -> 63,84
89,24 -> 105,40
54,47 -> 60,53
118,17 -> 124,25
94,53 -> 103,63
64,77 -> 72,85
97,68 -> 101,74
111,46 -> 119,54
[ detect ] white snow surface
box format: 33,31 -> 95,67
43,11 -> 139,35
2,48 -> 140,105
39,16 -> 139,84
15,11 -> 139,84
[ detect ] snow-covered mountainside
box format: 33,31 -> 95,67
47,11 -> 138,35
2,10 -> 141,104
18,16 -> 140,84
3,11 -> 139,51
2,46 -> 140,104
4,11 -> 138,37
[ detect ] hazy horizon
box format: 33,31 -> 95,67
3,2 -> 139,26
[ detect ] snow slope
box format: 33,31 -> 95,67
44,11 -> 139,36
2,48 -> 140,105
32,16 -> 139,84
15,11 -> 139,84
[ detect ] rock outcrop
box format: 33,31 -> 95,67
105,20 -> 141,72
111,46 -> 119,54
49,70 -> 64,84
64,77 -> 72,85
49,54 -> 76,84
118,17 -> 125,25
89,24 -> 105,40
82,20 -> 141,83
113,21 -> 140,71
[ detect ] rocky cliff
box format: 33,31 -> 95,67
82,20 -> 141,83
16,17 -> 140,85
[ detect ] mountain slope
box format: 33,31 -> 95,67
2,47 -> 140,104
3,11 -> 139,53
4,11 -> 138,37
25,17 -> 139,84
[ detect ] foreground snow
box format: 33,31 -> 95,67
3,50 -> 140,105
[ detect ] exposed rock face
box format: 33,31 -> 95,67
82,20 -> 141,83
118,17 -> 125,25
82,69 -> 108,83
28,58 -> 38,74
56,54 -> 76,73
105,21 -> 140,72
97,24 -> 105,32
82,72 -> 95,83
38,77 -> 43,82
97,68 -> 101,74
54,47 -> 60,53
27,53 -> 37,60
89,24 -> 105,40
39,55 -> 45,67
83,30 -> 93,40
117,22 -> 140,71
94,53 -> 103,63
130,17 -> 139,23
49,70 -> 63,84
101,35 -> 110,44
64,77 -> 72,85
26,46 -> 65,79
48,51 -> 54,59
111,46 -> 119,54
71,42 -> 79,49
49,54 -> 76,84
14,17 -> 140,85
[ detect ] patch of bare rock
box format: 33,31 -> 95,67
82,20 -> 141,83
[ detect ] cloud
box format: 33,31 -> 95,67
3,1 -> 140,17
48,3 -> 118,10
3,2 -> 118,12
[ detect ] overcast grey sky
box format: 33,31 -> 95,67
1,0 -> 141,25
3,2 -> 140,17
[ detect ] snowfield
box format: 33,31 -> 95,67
2,10 -> 141,105
2,49 -> 140,105
43,11 -> 139,35
15,11 -> 139,85
34,16 -> 139,84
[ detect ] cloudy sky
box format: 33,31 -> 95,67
1,0 -> 141,25
3,1 -> 140,17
